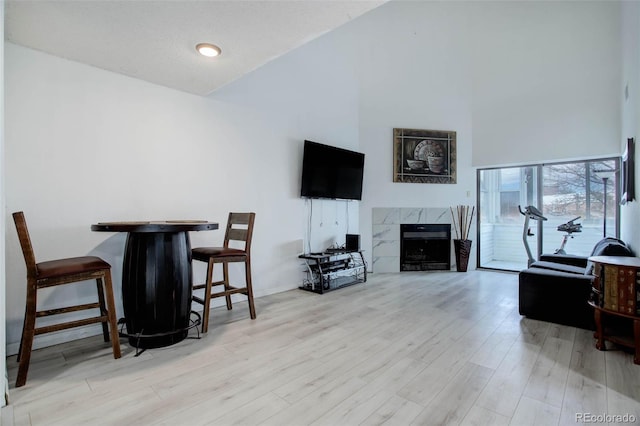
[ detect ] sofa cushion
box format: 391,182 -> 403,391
529,260 -> 586,275
538,253 -> 588,268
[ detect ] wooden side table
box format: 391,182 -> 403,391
588,255 -> 640,364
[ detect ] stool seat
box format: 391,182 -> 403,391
36,256 -> 111,279
192,247 -> 247,261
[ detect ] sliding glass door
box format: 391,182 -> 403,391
478,158 -> 619,271
541,160 -> 619,256
478,166 -> 539,271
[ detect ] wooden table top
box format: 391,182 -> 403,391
588,255 -> 640,268
91,221 -> 219,233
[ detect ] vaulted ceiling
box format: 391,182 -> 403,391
5,0 -> 386,95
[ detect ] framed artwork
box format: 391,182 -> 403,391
622,137 -> 635,204
393,128 -> 457,184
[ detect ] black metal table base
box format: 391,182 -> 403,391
118,311 -> 202,356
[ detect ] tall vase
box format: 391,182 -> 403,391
454,239 -> 472,272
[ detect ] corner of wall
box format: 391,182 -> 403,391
1,0 -> 8,408
620,0 -> 640,253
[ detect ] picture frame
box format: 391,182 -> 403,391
622,137 -> 635,204
393,128 -> 457,184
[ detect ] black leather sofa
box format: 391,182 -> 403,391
518,237 -> 634,330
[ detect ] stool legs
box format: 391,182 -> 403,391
102,271 -> 121,359
246,259 -> 256,320
223,263 -> 232,310
16,279 -> 38,388
15,271 -> 121,387
198,259 -> 256,333
201,259 -> 215,333
96,278 -> 110,342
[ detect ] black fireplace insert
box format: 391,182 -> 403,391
400,224 -> 451,271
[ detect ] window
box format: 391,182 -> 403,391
478,158 -> 619,271
500,168 -> 521,218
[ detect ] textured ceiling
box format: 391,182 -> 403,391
5,0 -> 386,95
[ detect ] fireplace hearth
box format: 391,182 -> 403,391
400,224 -> 451,271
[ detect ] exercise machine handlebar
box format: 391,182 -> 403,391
518,205 -> 547,221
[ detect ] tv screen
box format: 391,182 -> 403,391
300,140 -> 365,200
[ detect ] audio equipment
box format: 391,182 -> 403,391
345,234 -> 360,251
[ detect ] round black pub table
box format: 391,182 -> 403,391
91,221 -> 218,349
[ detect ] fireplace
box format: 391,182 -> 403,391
400,224 -> 451,271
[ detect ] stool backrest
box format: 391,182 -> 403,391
12,212 -> 38,278
224,212 -> 256,256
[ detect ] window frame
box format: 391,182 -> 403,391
476,156 -> 620,272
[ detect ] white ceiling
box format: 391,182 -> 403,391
5,0 -> 387,96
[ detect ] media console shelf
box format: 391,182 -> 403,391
299,250 -> 367,294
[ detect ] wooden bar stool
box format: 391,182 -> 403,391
192,212 -> 256,333
12,211 -> 121,387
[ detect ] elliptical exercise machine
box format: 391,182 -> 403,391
554,216 -> 582,255
519,205 -> 547,267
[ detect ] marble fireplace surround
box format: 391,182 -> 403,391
372,207 -> 460,273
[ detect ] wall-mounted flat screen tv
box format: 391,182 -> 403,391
300,140 -> 365,201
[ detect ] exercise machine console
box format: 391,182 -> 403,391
554,216 -> 582,254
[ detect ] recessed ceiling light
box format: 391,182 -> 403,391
196,43 -> 222,58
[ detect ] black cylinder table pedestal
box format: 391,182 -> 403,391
123,231 -> 192,348
91,221 -> 219,349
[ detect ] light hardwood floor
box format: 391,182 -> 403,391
4,270 -> 640,425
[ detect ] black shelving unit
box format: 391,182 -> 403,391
299,250 -> 367,294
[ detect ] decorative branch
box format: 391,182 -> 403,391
450,206 -> 459,240
450,205 -> 475,240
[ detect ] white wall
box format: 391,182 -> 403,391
620,1 -> 640,253
1,0 -> 7,405
211,23 -> 362,253
345,1 -> 621,268
4,31 -> 359,353
471,1 -> 621,167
